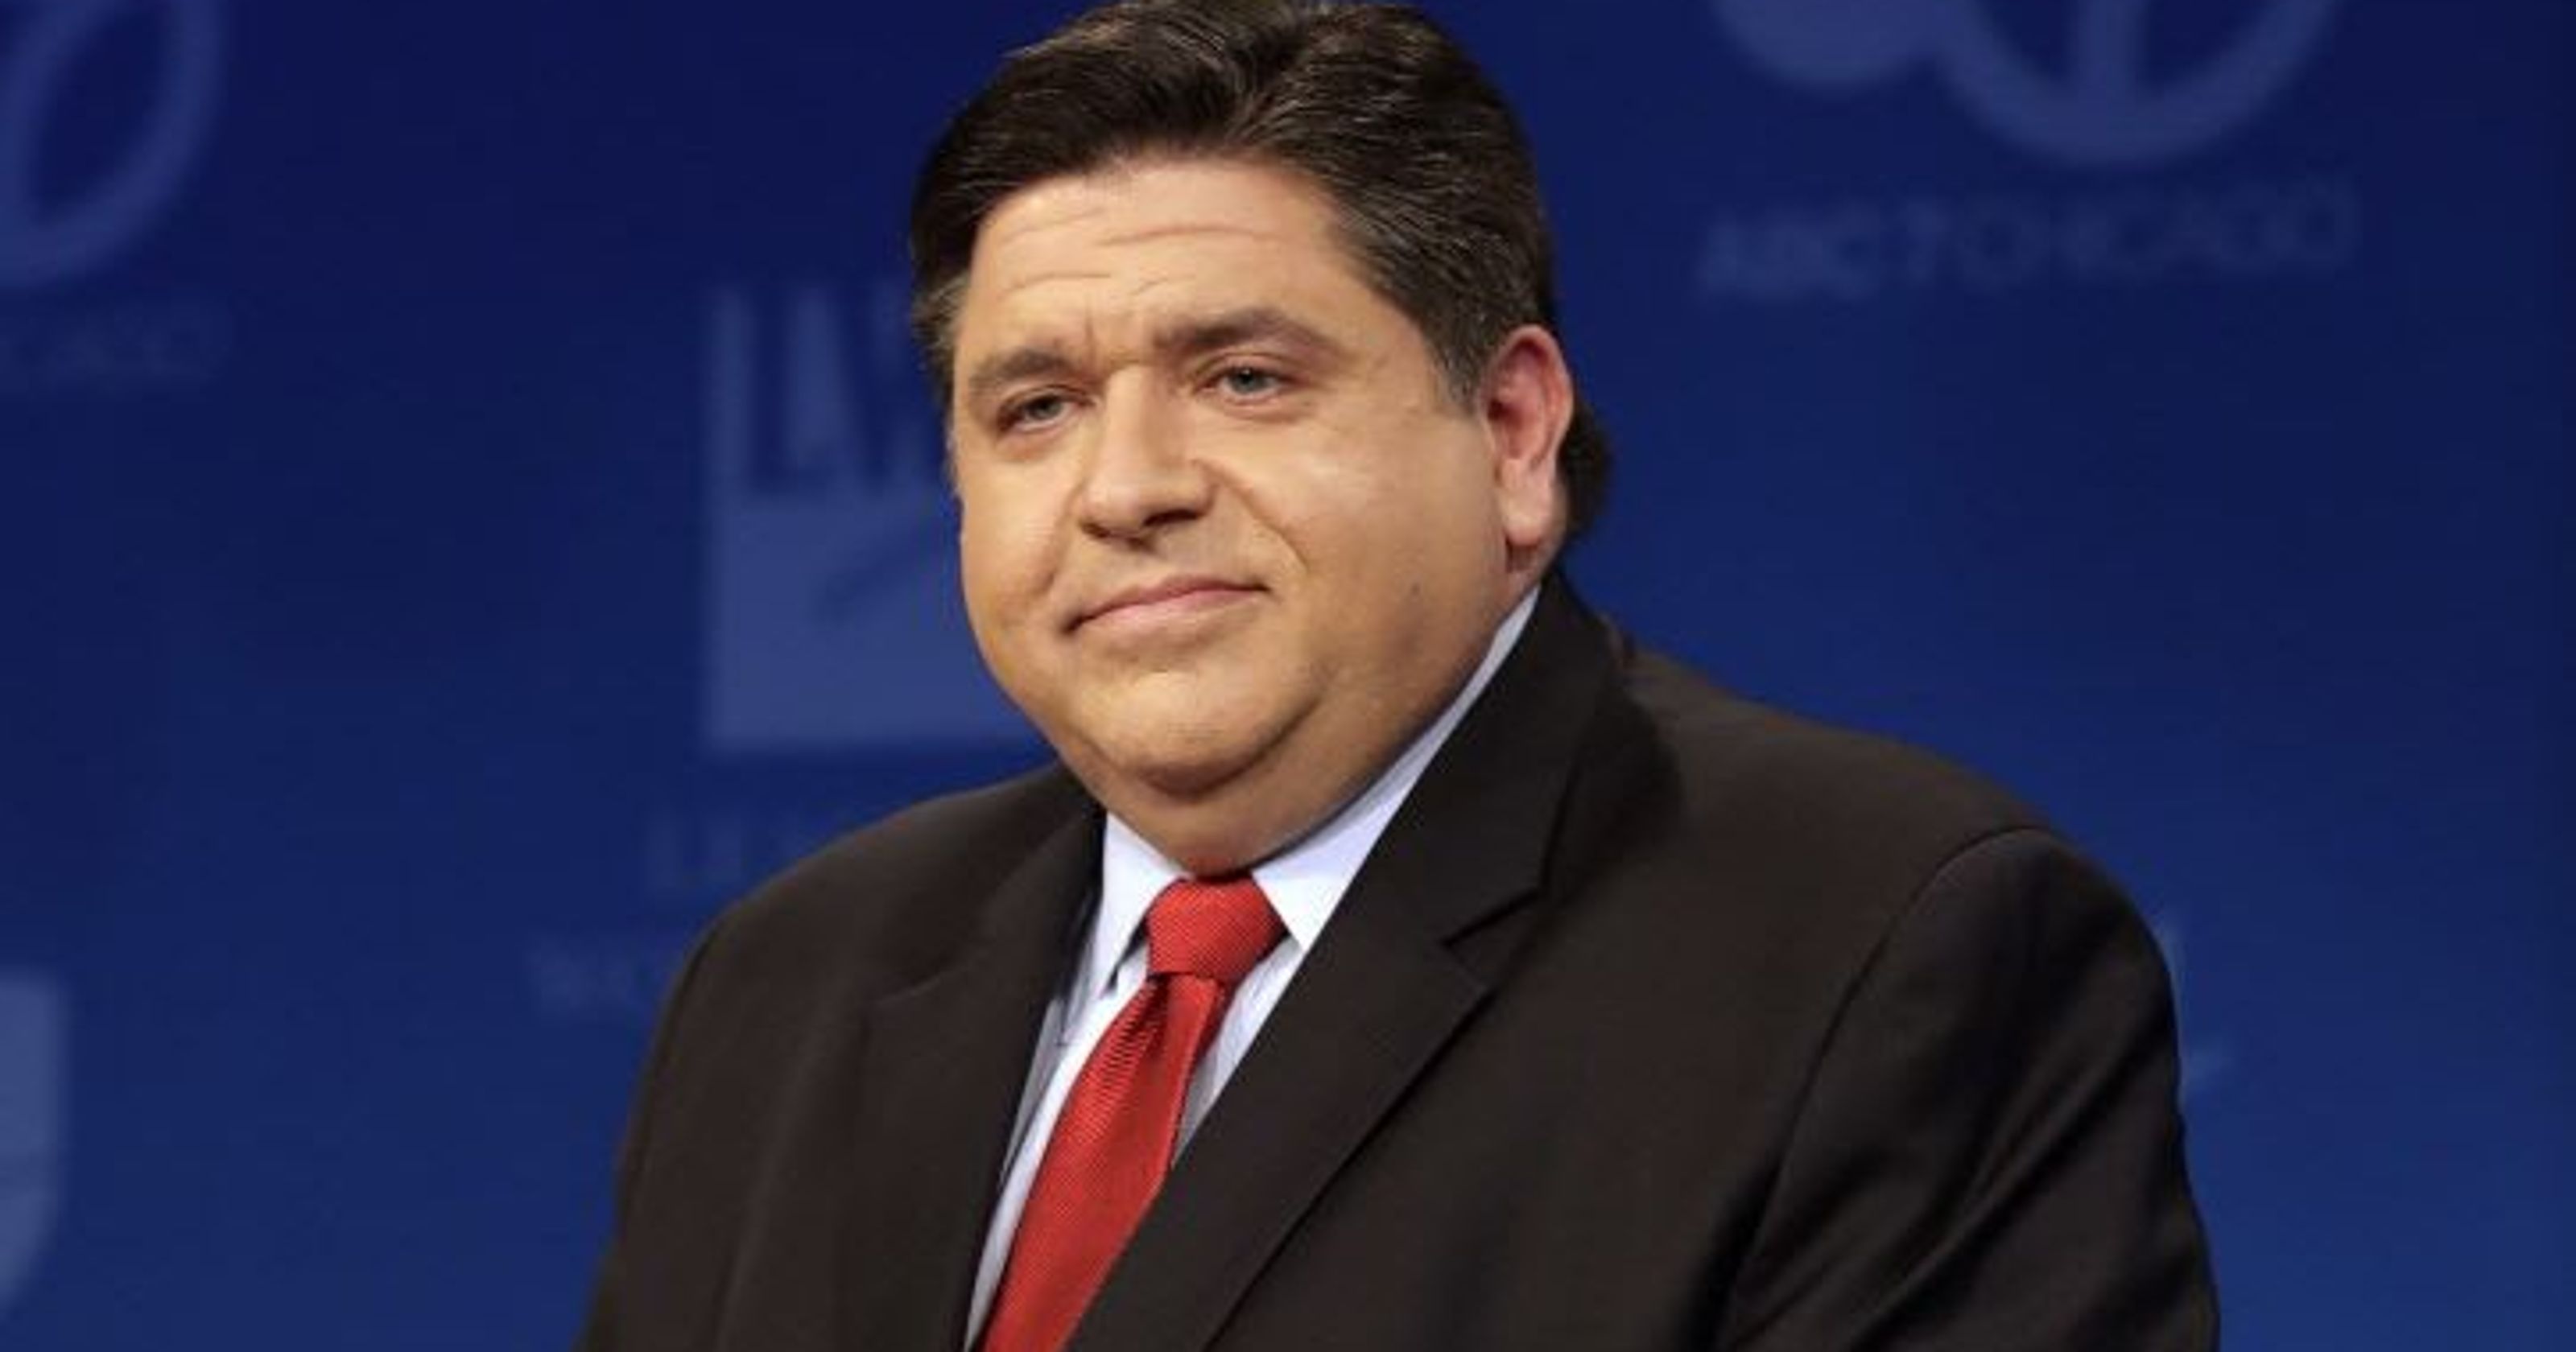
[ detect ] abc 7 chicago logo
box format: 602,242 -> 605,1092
0,0 -> 222,289
1714,0 -> 2340,166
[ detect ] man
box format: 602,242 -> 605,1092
579,2 -> 2217,1348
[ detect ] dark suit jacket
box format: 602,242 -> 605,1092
580,579 -> 2216,1350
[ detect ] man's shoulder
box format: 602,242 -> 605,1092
1600,630 -> 2054,904
700,760 -> 1092,986
1542,622 -> 2132,1027
1631,642 -> 2036,822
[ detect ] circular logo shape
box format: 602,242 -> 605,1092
0,0 -> 223,289
1715,0 -> 2341,167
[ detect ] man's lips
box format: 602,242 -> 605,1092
1073,576 -> 1261,630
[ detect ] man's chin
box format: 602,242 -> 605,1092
1057,714 -> 1291,822
1075,736 -> 1265,806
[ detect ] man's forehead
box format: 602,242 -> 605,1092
955,163 -> 1371,345
968,165 -> 1328,290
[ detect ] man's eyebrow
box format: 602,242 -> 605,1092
960,344 -> 1079,411
959,307 -> 1347,410
1154,307 -> 1344,365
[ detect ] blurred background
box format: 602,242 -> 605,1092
2,0 -> 2567,1346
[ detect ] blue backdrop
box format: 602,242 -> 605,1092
3,1 -> 2568,1346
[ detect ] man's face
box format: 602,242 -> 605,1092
947,158 -> 1563,869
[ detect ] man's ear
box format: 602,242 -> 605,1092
1480,324 -> 1576,558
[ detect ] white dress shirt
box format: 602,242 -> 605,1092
963,590 -> 1538,1342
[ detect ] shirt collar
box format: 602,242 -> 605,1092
1087,588 -> 1538,1000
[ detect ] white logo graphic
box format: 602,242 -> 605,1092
0,973 -> 64,1321
1714,0 -> 2339,166
0,0 -> 223,288
703,282 -> 1025,751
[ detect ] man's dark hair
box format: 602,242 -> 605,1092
908,0 -> 1612,537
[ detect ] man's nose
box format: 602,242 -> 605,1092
1075,384 -> 1210,539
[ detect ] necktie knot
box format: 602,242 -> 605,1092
1145,875 -> 1282,983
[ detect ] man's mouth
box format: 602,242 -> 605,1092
1074,576 -> 1262,632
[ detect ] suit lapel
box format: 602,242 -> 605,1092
836,791 -> 1100,1349
1068,579 -> 1621,1351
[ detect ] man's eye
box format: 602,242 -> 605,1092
1213,365 -> 1284,400
1003,392 -> 1072,430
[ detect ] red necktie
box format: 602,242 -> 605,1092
977,875 -> 1285,1352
